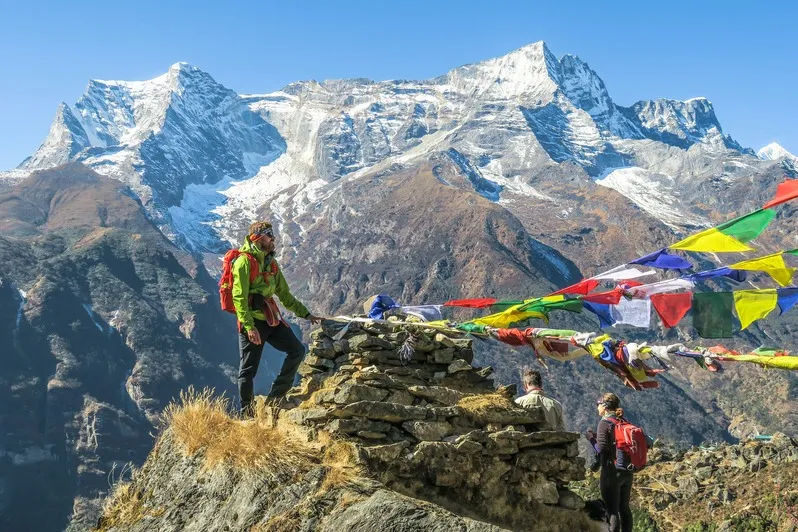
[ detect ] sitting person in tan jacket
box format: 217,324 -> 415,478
514,368 -> 565,431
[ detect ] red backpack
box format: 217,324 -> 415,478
219,250 -> 278,315
610,418 -> 648,471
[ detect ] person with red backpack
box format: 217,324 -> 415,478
588,392 -> 648,532
220,221 -> 320,416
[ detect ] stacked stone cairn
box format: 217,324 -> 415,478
277,318 -> 586,523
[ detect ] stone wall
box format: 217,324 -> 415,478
281,318 -> 586,523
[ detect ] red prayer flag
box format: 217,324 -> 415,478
551,279 -> 599,296
763,178 -> 798,209
443,298 -> 498,308
495,328 -> 534,347
651,292 -> 692,328
582,289 -> 623,305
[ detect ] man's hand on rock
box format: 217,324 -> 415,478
306,314 -> 322,325
247,328 -> 262,345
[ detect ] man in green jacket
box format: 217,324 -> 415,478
233,221 -> 320,415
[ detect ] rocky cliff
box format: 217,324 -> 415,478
94,318 -> 601,532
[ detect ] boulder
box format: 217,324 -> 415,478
402,421 -> 453,442
558,489 -> 585,510
333,383 -> 390,404
447,360 -> 472,374
333,401 -> 428,423
518,431 -> 578,449
326,418 -> 392,435
431,348 -> 455,364
407,386 -> 465,405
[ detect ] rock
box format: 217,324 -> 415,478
348,333 -> 395,352
305,355 -> 335,369
450,338 -> 472,349
333,339 -> 350,354
407,385 -> 466,406
476,366 -> 494,378
333,401 -> 428,423
457,348 -> 474,364
678,477 -> 699,497
326,418 -> 392,435
558,489 -> 585,510
333,383 -> 390,404
694,465 -> 713,482
431,348 -> 454,364
748,457 -> 765,472
518,431 -> 578,448
357,431 -> 388,440
298,362 -> 326,376
771,432 -> 794,449
455,440 -> 484,454
516,448 -> 567,472
387,389 -> 415,406
484,433 -> 519,455
402,421 -> 453,441
447,360 -> 472,374
435,333 -> 455,347
427,407 -> 465,422
321,489 -> 508,531
284,407 -> 330,425
412,334 -> 438,352
363,441 -> 410,462
525,477 -> 560,504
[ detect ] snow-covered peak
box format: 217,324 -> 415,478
758,142 -> 796,161
619,97 -> 726,148
443,40 -> 561,102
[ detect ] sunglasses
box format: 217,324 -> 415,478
253,229 -> 275,240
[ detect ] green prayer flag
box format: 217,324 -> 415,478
718,209 -> 776,241
692,292 -> 734,338
518,296 -> 584,315
786,249 -> 798,257
489,300 -> 525,313
456,322 -> 487,334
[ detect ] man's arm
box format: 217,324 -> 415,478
273,263 -> 311,319
232,256 -> 254,331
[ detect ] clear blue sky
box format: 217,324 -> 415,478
2,0 -> 796,170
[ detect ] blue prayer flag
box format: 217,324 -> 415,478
686,267 -> 748,283
777,287 -> 798,315
630,248 -> 692,270
583,301 -> 616,329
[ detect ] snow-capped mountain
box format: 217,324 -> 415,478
20,62 -> 285,220
758,142 -> 796,161
14,42 -> 787,251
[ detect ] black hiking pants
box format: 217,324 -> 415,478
600,467 -> 633,532
238,319 -> 306,413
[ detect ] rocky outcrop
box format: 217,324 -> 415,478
94,318 -> 600,531
630,433 -> 798,530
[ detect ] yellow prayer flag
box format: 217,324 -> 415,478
729,253 -> 796,287
472,305 -> 547,328
670,228 -> 754,253
732,289 -> 778,330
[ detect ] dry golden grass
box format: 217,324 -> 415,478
320,441 -> 364,492
93,482 -> 164,532
163,387 -> 316,479
456,392 -> 517,423
250,513 -> 301,532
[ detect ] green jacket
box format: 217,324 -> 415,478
232,236 -> 310,331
